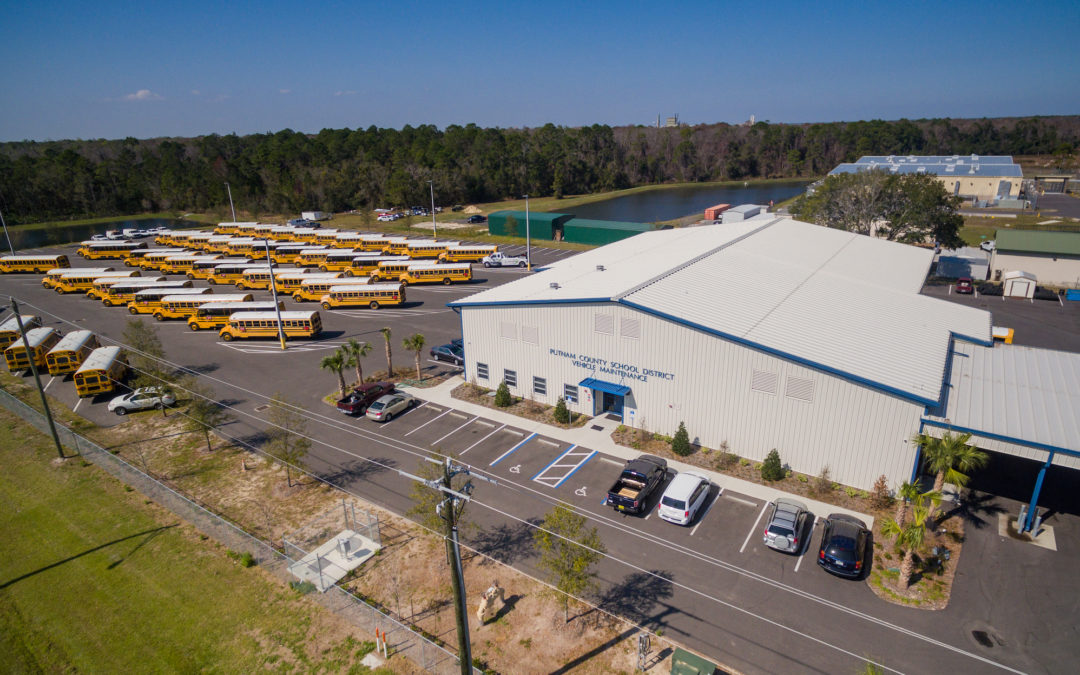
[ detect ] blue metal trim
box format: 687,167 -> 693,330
580,377 -> 632,396
448,297 -> 612,308
952,332 -> 994,347
618,299 -> 939,406
920,418 -> 1080,459
910,420 -> 925,484
1023,452 -> 1055,533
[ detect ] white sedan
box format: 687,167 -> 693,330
365,392 -> 416,422
108,387 -> 176,415
657,471 -> 711,525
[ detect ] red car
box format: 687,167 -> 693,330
336,381 -> 395,415
955,277 -> 974,294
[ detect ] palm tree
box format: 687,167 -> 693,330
915,431 -> 989,496
379,327 -> 393,379
403,333 -> 426,381
892,481 -> 941,530
320,350 -> 348,398
342,338 -> 372,386
881,500 -> 932,589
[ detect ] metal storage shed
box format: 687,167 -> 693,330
487,211 -> 573,240
561,218 -> 656,245
1003,270 -> 1037,298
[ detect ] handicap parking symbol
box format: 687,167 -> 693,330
509,464 -> 521,474
575,486 -> 588,497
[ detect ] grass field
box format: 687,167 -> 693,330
0,406 -> 390,674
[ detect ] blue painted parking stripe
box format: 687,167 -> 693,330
531,444 -> 576,480
490,432 -> 536,466
553,450 -> 596,488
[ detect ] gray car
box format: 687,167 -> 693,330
762,498 -> 810,553
365,392 -> 416,422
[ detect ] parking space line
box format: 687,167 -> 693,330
490,432 -> 536,466
598,457 -> 622,466
690,487 -> 723,536
43,377 -> 55,391
725,494 -> 759,508
431,416 -> 478,446
537,438 -> 558,447
474,420 -> 495,428
403,408 -> 452,436
532,446 -> 597,488
460,423 -> 507,456
794,517 -> 817,573
740,502 -> 770,554
447,411 -> 468,420
72,399 -> 83,414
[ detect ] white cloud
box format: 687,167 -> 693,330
334,90 -> 358,97
279,88 -> 291,94
191,89 -> 201,96
122,89 -> 163,101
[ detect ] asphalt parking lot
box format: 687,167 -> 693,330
2,237 -> 1077,674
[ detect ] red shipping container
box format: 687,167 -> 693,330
704,203 -> 731,221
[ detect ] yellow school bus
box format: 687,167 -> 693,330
355,234 -> 394,252
291,228 -> 322,243
127,287 -> 212,315
73,346 -> 127,397
188,257 -> 253,280
77,241 -> 147,260
0,314 -> 41,350
45,329 -> 100,375
268,226 -> 296,240
268,244 -> 312,264
230,222 -> 262,237
218,310 -> 323,342
5,327 -> 61,372
42,266 -> 114,288
439,244 -> 498,263
100,280 -> 190,305
347,255 -> 409,277
154,293 -> 252,321
320,283 -> 405,310
369,259 -> 439,283
159,254 -> 221,275
273,271 -> 334,292
404,240 -> 455,259
87,276 -> 170,301
1,254 -> 70,274
297,248 -> 337,267
320,250 -> 378,272
313,230 -> 342,246
333,233 -> 366,249
380,238 -> 412,255
233,266 -> 282,290
293,277 -> 370,302
138,250 -> 191,270
124,247 -> 188,268
187,300 -> 284,331
159,231 -> 197,247
400,263 -> 473,286
202,235 -> 239,253
183,232 -> 215,251
225,238 -> 265,257
214,221 -> 253,235
54,270 -> 141,294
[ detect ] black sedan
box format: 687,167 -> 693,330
430,343 -> 464,366
817,514 -> 869,578
466,215 -> 486,224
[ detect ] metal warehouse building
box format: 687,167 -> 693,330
829,154 -> 1023,201
450,214 -> 1072,495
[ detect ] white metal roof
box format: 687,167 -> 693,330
134,287 -> 211,297
0,315 -> 39,332
77,346 -> 123,372
926,342 -> 1080,455
305,277 -> 370,286
452,216 -> 992,403
329,283 -> 400,292
198,301 -> 280,310
49,329 -> 96,353
7,327 -> 57,349
228,311 -> 318,320
165,293 -> 250,303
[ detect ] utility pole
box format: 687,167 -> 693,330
263,239 -> 287,351
10,298 -> 64,459
401,458 -> 496,674
0,207 -> 15,255
428,180 -> 438,242
225,182 -> 237,222
524,194 -> 531,271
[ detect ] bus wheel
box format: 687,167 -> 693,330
369,301 -> 379,310
321,302 -> 331,310
208,278 -> 216,285
153,313 -> 164,321
221,333 -> 233,342
442,277 -> 452,285
189,323 -> 199,331
128,307 -> 138,314
186,273 -> 195,280
56,288 -> 65,294
102,299 -> 112,306
319,265 -> 328,272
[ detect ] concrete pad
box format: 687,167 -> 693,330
288,529 -> 380,591
360,651 -> 385,668
998,514 -> 1057,551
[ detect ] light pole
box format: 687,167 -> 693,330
10,299 -> 64,459
428,180 -> 437,241
264,239 -> 287,351
225,182 -> 237,222
524,194 -> 531,271
0,207 -> 14,255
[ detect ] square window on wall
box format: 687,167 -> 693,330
563,384 -> 578,403
504,369 -> 517,387
477,362 -> 489,380
533,376 -> 546,396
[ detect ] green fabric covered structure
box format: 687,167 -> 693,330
995,229 -> 1080,256
487,210 -> 656,245
563,218 -> 656,245
488,211 -> 573,240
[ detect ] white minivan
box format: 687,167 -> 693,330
657,471 -> 711,526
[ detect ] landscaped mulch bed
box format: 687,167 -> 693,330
451,382 -> 589,429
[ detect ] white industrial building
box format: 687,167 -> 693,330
451,215 -> 997,492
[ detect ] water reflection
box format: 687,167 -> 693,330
557,181 -> 811,222
6,218 -> 199,251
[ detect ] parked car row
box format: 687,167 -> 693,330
606,454 -> 870,579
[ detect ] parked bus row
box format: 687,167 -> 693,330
0,320 -> 128,397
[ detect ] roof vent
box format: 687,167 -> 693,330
549,282 -> 560,289
596,265 -> 605,272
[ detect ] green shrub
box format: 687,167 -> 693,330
670,422 -> 691,456
845,486 -> 858,498
227,550 -> 256,568
553,396 -> 570,423
739,458 -> 751,467
797,474 -> 809,483
494,380 -> 512,407
760,449 -> 784,481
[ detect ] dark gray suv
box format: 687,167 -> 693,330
762,498 -> 810,553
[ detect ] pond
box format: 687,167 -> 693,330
4,218 -> 201,251
557,180 -> 811,222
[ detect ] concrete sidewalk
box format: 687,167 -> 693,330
402,375 -> 874,527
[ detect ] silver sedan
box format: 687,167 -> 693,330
365,392 -> 417,422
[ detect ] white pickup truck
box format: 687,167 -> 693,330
482,251 -> 528,268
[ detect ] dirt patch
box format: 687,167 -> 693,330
452,383 -> 588,429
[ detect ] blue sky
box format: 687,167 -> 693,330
1,0 -> 1077,141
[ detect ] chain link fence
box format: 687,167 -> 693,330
0,388 -> 465,674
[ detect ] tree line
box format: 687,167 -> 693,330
1,116 -> 1076,223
